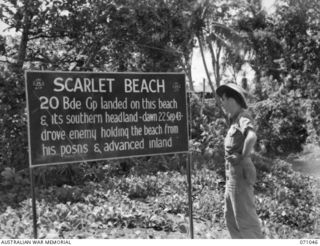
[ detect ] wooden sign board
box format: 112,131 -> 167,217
25,71 -> 189,167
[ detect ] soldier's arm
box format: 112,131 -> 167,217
242,129 -> 257,158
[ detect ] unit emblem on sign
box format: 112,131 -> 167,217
32,78 -> 45,90
172,82 -> 181,92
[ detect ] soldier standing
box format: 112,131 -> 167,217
216,83 -> 264,239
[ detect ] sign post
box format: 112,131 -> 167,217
25,71 -> 192,238
30,167 -> 38,239
187,153 -> 194,238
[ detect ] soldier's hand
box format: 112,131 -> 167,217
226,153 -> 242,165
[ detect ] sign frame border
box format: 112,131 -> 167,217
25,70 -> 190,168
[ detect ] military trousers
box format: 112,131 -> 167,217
224,157 -> 264,239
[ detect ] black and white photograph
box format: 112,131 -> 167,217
0,0 -> 319,242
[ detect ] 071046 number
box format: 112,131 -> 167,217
300,240 -> 318,245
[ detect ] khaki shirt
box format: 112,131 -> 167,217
224,110 -> 255,158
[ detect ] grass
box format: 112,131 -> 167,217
1,156 -> 320,239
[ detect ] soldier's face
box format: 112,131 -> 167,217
221,95 -> 231,113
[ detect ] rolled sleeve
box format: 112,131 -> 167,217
239,116 -> 255,136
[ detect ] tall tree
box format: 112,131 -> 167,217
272,0 -> 320,98
189,0 -> 215,94
1,0 -> 198,91
235,1 -> 282,84
191,0 -> 245,103
234,0 -> 320,99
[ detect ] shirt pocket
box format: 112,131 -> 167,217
225,125 -> 240,148
225,126 -> 237,147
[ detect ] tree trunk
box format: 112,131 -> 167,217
180,50 -> 194,91
253,67 -> 263,100
215,46 -> 222,87
16,2 -> 32,71
208,42 -> 222,87
208,41 -> 222,107
185,51 -> 194,91
186,66 -> 194,91
197,34 -> 215,96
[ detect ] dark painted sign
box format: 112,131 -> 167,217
25,71 -> 188,167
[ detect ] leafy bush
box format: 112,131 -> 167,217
0,69 -> 28,172
188,94 -> 227,175
1,158 -> 320,239
119,175 -> 162,199
192,169 -> 224,222
0,167 -> 30,211
1,167 -> 29,188
251,96 -> 308,155
255,159 -> 318,234
191,117 -> 227,174
301,99 -> 320,144
188,93 -> 221,140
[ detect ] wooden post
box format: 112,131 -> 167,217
30,167 -> 38,239
187,153 -> 194,239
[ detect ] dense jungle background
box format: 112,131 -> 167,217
1,0 -> 320,239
